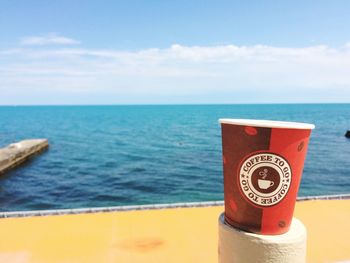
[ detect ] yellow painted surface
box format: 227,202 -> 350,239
294,200 -> 350,263
0,200 -> 349,263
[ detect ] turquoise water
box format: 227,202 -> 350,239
0,104 -> 349,212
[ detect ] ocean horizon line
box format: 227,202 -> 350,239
0,102 -> 349,107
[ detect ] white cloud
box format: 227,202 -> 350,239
1,42 -> 350,104
20,33 -> 80,46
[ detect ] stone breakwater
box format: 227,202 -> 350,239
0,139 -> 49,174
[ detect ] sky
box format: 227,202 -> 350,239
0,0 -> 350,105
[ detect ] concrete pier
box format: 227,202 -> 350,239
0,139 -> 49,174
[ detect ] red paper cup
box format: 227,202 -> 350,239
219,119 -> 315,235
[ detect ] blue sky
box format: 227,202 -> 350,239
1,0 -> 350,104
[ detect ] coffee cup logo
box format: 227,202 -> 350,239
257,169 -> 274,189
239,153 -> 292,207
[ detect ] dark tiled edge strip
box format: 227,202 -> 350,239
0,201 -> 224,218
1,194 -> 350,218
297,193 -> 350,201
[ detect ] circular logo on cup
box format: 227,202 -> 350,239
239,152 -> 292,207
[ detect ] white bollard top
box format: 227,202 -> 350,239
218,213 -> 307,263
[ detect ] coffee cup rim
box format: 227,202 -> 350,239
219,118 -> 315,130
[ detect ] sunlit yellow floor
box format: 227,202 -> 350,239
0,200 -> 349,263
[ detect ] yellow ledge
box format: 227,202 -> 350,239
1,199 -> 350,263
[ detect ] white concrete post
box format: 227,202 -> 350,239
218,213 -> 307,263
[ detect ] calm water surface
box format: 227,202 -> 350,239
0,104 -> 349,211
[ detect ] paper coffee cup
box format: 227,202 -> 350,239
219,119 -> 314,235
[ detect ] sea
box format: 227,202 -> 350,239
0,104 -> 349,212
